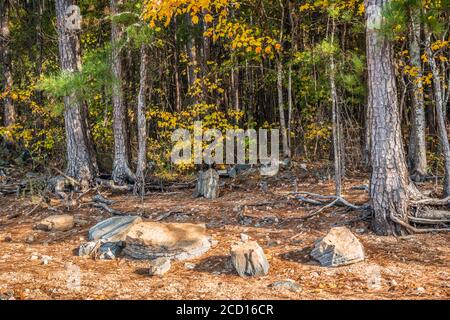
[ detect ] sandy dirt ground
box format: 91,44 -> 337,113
0,171 -> 449,300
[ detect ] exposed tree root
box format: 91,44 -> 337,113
292,191 -> 370,211
291,189 -> 450,233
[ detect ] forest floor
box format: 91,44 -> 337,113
0,165 -> 449,300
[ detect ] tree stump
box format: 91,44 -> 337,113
230,241 -> 270,278
194,169 -> 219,199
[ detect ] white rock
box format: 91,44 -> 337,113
149,258 -> 171,276
240,233 -> 250,242
184,263 -> 196,270
311,227 -> 365,267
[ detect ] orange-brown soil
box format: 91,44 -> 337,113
0,172 -> 449,300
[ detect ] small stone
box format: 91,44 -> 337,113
41,255 -> 52,265
269,280 -> 302,293
149,258 -> 171,276
230,241 -> 270,278
356,228 -> 366,234
210,239 -> 219,248
4,233 -> 13,242
184,263 -> 196,270
240,233 -> 250,242
98,242 -> 124,260
417,287 -> 425,293
74,219 -> 89,227
311,227 -> 365,267
37,215 -> 74,232
78,241 -> 98,257
31,253 -> 39,261
25,234 -> 35,244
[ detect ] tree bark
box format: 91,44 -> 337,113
407,8 -> 428,181
0,0 -> 15,130
425,31 -> 450,197
330,17 -> 342,196
55,0 -> 98,187
111,0 -> 134,184
134,44 -> 149,197
365,0 -> 410,235
277,59 -> 290,159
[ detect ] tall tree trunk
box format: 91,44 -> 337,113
0,0 -> 15,131
288,64 -> 293,151
111,0 -> 134,184
173,18 -> 182,112
407,8 -> 428,181
365,0 -> 410,236
55,0 -> 98,187
134,45 -> 149,197
330,17 -> 343,196
425,31 -> 450,197
277,59 -> 290,159
186,15 -> 199,105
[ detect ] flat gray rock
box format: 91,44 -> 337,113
123,222 -> 211,261
88,216 -> 142,242
311,227 -> 365,267
230,241 -> 270,278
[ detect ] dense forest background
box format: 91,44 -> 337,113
0,0 -> 450,236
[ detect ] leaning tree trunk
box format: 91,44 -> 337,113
365,0 -> 410,236
0,0 -> 15,132
425,32 -> 450,197
55,0 -> 98,187
111,0 -> 134,184
134,45 -> 149,197
407,8 -> 428,182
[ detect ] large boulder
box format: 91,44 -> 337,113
311,227 -> 365,267
37,215 -> 74,232
230,241 -> 270,278
194,169 -> 219,199
88,216 -> 142,242
123,222 -> 211,261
